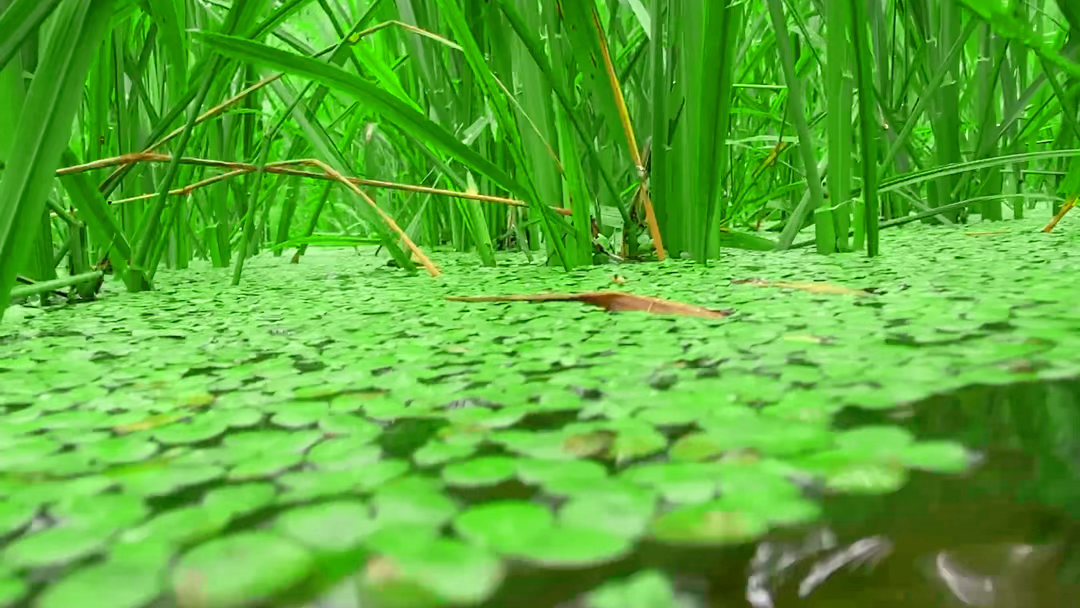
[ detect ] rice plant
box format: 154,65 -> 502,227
0,0 -> 1077,318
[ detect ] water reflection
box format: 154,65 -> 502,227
308,379 -> 1080,608
751,379 -> 1080,608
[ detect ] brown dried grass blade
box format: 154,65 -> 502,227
446,290 -> 731,318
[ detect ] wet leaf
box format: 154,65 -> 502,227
446,291 -> 732,318
453,500 -> 631,566
360,538 -> 504,606
171,532 -> 314,608
650,501 -> 769,545
5,525 -> 113,568
0,575 -> 28,608
37,558 -> 164,608
372,478 -> 459,527
585,570 -> 690,608
273,500 -> 375,552
122,506 -> 231,548
442,456 -> 518,487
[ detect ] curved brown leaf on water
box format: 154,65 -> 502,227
445,291 -> 732,318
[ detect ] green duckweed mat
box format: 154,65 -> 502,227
1,218 -> 1079,608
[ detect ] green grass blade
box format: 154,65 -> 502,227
850,0 -> 879,255
0,0 -> 113,318
195,31 -> 525,201
0,0 -> 64,73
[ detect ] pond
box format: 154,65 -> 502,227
1,218 -> 1078,608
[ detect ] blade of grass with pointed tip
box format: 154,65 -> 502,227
58,148 -> 132,276
496,0 -> 630,230
0,0 -> 113,318
195,32 -> 535,210
851,0 -> 880,255
767,0 -> 826,252
268,77 -> 414,271
0,0 -> 64,73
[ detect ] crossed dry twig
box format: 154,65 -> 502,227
58,152 -> 571,216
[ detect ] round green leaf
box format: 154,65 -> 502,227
306,437 -> 382,470
227,451 -> 303,480
202,483 -> 278,519
5,525 -> 112,568
834,426 -> 914,458
114,465 -> 225,497
507,527 -> 633,567
0,574 -> 27,608
454,501 -> 631,567
360,538 -> 504,606
412,440 -> 476,467
621,463 -> 721,503
441,456 -> 518,487
274,500 -> 375,552
318,414 -> 382,440
50,493 -> 147,530
153,419 -> 228,445
826,463 -> 909,494
585,570 -> 689,608
270,401 -> 329,428
372,479 -> 458,527
0,503 -> 35,537
171,532 -> 314,608
901,441 -> 972,473
559,488 -> 655,538
122,506 -> 230,548
37,559 -> 164,608
650,502 -> 769,545
79,436 -> 159,465
453,500 -> 554,552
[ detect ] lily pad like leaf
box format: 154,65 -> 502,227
508,527 -> 633,567
37,558 -> 164,608
5,525 -> 112,568
453,500 -> 553,552
453,501 -> 631,567
360,538 -> 504,606
121,506 -> 231,548
273,500 -> 375,553
413,440 -> 477,467
372,479 -> 459,528
827,463 -> 909,494
202,483 -> 278,520
442,456 -> 518,487
306,438 -> 382,470
171,531 -> 314,608
0,575 -> 27,608
50,493 -> 147,530
559,489 -> 655,538
901,441 -> 973,473
585,570 -> 691,608
650,502 -> 769,545
0,503 -> 35,537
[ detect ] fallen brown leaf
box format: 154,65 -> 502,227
446,291 -> 732,318
364,555 -> 403,585
731,278 -> 872,297
562,430 -> 616,457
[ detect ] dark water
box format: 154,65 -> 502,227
794,379 -> 1080,608
442,379 -> 1080,608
